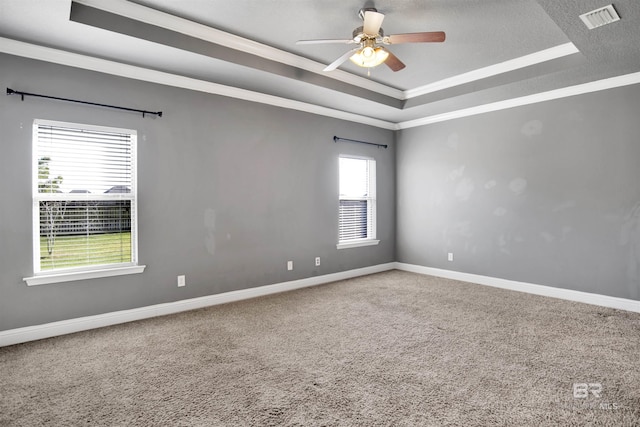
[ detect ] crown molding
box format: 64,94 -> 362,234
397,71 -> 640,129
74,0 -> 404,100
404,42 -> 579,99
3,36 -> 639,133
0,37 -> 396,130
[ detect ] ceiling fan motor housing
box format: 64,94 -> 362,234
358,7 -> 378,20
353,26 -> 384,41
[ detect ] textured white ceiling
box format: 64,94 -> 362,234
130,0 -> 570,89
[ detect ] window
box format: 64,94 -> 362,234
25,120 -> 144,285
337,156 -> 379,249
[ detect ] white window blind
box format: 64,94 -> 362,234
338,156 -> 376,243
32,119 -> 138,273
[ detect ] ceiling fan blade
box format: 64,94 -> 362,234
323,48 -> 359,72
384,50 -> 406,72
386,31 -> 446,44
296,39 -> 355,45
363,10 -> 385,36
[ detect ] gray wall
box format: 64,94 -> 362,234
4,49 -> 639,333
397,84 -> 640,301
0,53 -> 395,331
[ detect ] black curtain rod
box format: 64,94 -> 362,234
6,88 -> 162,118
333,136 -> 387,149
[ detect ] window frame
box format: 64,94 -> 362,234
24,119 -> 145,286
337,155 -> 380,250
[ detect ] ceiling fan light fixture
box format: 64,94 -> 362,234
298,7 -> 445,73
349,46 -> 389,68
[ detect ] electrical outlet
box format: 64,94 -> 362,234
177,275 -> 186,287
287,261 -> 293,271
315,257 -> 321,267
448,253 -> 454,262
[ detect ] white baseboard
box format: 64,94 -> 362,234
395,262 -> 640,314
0,263 -> 395,347
5,262 -> 635,347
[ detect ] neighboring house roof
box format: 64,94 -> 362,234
104,186 -> 131,193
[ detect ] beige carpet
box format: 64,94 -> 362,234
1,270 -> 639,426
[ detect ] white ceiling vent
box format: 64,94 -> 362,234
579,4 -> 620,29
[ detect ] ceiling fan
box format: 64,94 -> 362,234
296,7 -> 445,73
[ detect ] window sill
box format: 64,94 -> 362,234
336,239 -> 380,250
24,265 -> 146,286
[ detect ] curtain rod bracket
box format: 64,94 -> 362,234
6,87 -> 162,118
333,135 -> 387,149
7,88 -> 24,101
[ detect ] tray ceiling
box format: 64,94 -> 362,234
1,0 -> 639,127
